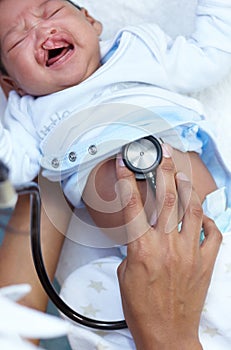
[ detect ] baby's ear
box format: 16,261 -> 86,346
0,75 -> 25,97
80,8 -> 103,36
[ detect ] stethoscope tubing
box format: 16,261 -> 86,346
16,182 -> 127,330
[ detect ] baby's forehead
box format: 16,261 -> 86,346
0,0 -> 65,15
0,0 -> 63,34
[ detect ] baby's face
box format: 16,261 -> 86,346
0,0 -> 102,96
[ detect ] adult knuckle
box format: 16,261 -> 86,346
215,229 -> 223,244
134,239 -> 154,263
163,191 -> 177,208
160,158 -> 175,174
207,218 -> 223,243
190,203 -> 203,219
214,231 -> 223,248
125,191 -> 140,209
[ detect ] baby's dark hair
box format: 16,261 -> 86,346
66,0 -> 82,10
0,0 -> 82,76
0,58 -> 7,75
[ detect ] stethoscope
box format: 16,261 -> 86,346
0,135 -> 162,330
122,135 -> 163,196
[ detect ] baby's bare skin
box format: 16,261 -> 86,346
83,148 -> 217,237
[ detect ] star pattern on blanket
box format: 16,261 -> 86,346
81,303 -> 100,317
88,280 -> 107,293
95,330 -> 108,337
225,263 -> 231,273
92,262 -> 107,269
203,326 -> 221,338
202,303 -> 208,313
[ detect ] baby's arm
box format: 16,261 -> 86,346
146,0 -> 231,93
82,148 -> 217,234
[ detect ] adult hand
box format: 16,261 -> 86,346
116,146 -> 222,350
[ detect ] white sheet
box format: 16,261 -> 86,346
77,0 -> 197,40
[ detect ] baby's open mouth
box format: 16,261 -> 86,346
46,44 -> 74,67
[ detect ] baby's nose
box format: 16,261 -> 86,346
36,26 -> 58,45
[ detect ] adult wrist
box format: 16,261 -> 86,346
133,329 -> 203,350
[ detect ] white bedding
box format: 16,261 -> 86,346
77,0 -> 197,40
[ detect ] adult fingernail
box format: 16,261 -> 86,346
176,172 -> 190,181
162,143 -> 172,158
149,210 -> 158,226
117,153 -> 126,167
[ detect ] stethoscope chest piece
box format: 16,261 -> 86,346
122,136 -> 162,180
122,136 -> 162,196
